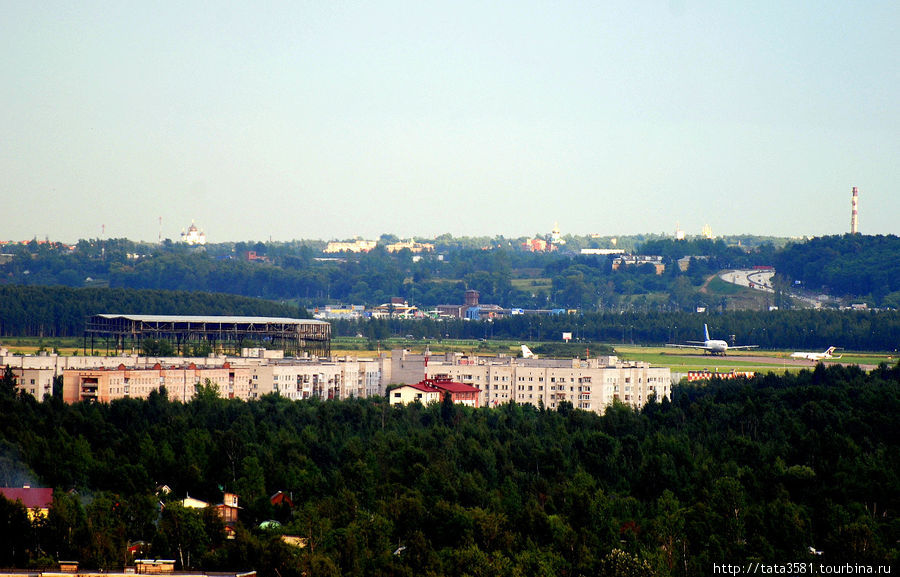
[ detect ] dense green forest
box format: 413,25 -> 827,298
4,234 -> 898,311
0,364 -> 897,575
0,285 -> 304,337
774,235 -> 900,304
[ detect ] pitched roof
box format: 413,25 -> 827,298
418,379 -> 480,394
0,486 -> 53,510
399,382 -> 440,393
429,381 -> 480,394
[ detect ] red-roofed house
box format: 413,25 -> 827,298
426,378 -> 481,407
388,378 -> 480,408
270,490 -> 294,509
389,382 -> 441,406
0,485 -> 53,520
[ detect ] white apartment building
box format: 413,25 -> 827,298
391,350 -> 671,413
61,356 -> 386,404
252,357 -> 383,401
0,346 -> 388,403
8,367 -> 56,399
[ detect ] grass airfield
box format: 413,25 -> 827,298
613,345 -> 892,373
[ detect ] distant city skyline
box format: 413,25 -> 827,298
2,2 -> 897,243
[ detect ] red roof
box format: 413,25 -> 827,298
403,382 -> 440,393
417,379 -> 480,394
0,486 -> 53,510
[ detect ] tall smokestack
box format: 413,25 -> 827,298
850,186 -> 859,234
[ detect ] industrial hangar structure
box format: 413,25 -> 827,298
84,314 -> 331,356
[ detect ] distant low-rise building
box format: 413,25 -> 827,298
313,305 -> 366,320
385,240 -> 434,253
371,298 -> 421,319
437,289 -> 508,320
324,239 -> 377,253
580,248 -> 625,256
612,255 -> 665,274
243,250 -> 269,262
522,238 -> 550,252
179,492 -> 241,538
0,485 -> 53,520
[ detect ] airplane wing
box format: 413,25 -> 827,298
727,345 -> 759,350
666,344 -> 710,349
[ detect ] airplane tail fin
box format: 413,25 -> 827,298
825,346 -> 836,356
521,345 -> 535,359
704,324 -> 710,341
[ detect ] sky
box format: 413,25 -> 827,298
1,1 -> 897,243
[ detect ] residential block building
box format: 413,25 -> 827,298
391,350 -> 671,413
7,367 -> 55,399
58,354 -> 387,404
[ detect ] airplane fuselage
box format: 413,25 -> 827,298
790,347 -> 837,361
667,324 -> 757,356
705,340 -> 729,354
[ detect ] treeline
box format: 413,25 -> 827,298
2,282 -> 899,350
332,309 -> 900,351
0,364 -> 897,575
0,285 -> 304,337
774,234 -> 900,306
0,235 -> 798,312
4,234 -> 900,310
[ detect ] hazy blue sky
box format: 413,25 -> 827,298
2,1 -> 897,243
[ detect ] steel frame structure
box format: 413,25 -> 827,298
83,314 -> 331,356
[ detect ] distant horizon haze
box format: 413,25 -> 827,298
2,2 -> 896,243
3,226 -> 895,247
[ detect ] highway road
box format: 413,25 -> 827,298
720,268 -> 827,308
720,269 -> 775,293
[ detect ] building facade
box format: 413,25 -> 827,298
392,350 -> 671,413
7,367 -> 55,399
389,383 -> 442,406
612,255 -> 666,274
323,240 -> 377,253
58,355 -> 387,404
0,486 -> 54,520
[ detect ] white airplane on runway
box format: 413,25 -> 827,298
790,347 -> 841,361
667,324 -> 758,356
